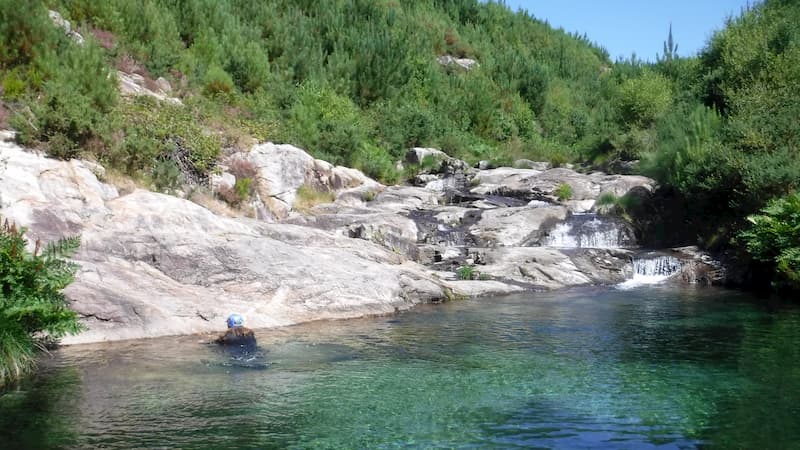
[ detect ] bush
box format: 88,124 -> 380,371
7,28 -> 118,158
739,193 -> 800,291
115,97 -> 220,178
203,65 -> 235,97
283,83 -> 368,165
0,218 -> 82,387
294,184 -> 335,213
225,41 -> 270,94
616,71 -> 672,128
350,142 -> 400,184
457,265 -> 475,280
555,183 -> 573,201
373,100 -> 437,153
1,70 -> 25,100
150,158 -> 182,193
641,105 -> 725,195
597,192 -> 618,207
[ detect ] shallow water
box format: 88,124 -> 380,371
2,285 -> 799,449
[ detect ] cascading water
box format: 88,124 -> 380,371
618,254 -> 683,289
540,214 -> 636,248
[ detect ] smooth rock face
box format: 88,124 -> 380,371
0,140 -> 447,344
405,147 -> 472,176
474,247 -> 593,290
471,206 -> 569,247
65,190 -> 445,344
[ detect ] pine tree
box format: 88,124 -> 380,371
660,23 -> 678,61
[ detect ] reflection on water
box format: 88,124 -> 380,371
1,285 -> 799,448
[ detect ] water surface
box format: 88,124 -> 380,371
1,285 -> 798,449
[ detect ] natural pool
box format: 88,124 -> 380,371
1,285 -> 798,449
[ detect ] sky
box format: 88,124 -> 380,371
501,1 -> 754,61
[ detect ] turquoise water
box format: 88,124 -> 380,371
1,285 -> 799,449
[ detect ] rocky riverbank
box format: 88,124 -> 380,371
0,134 -> 723,344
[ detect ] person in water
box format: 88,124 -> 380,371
216,313 -> 256,347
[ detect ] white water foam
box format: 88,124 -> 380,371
542,222 -> 579,247
617,255 -> 683,289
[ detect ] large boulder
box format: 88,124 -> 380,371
405,147 -> 471,176
0,141 -> 118,243
470,205 -> 568,247
670,246 -> 727,285
235,143 -> 379,219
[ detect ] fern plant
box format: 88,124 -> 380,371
0,218 -> 82,387
739,193 -> 800,291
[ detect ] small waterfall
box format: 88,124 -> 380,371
543,222 -> 579,247
541,214 -> 635,249
633,256 -> 682,277
618,255 -> 683,289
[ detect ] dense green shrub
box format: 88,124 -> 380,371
457,265 -> 475,280
150,158 -> 183,193
114,0 -> 183,75
0,219 -> 82,387
282,82 -> 368,165
616,70 -> 672,128
2,1 -> 117,157
555,183 -> 573,201
115,97 -> 220,176
739,193 -> 800,290
350,142 -> 400,184
203,65 -> 235,97
0,0 -> 56,68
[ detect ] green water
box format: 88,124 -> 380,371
1,285 -> 799,449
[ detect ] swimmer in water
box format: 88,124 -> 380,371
216,313 -> 257,347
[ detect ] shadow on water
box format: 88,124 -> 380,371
0,366 -> 82,448
701,310 -> 800,448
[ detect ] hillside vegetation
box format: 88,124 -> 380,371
1,0 -> 624,181
0,0 -> 797,291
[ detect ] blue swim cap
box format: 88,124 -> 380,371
227,313 -> 244,328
